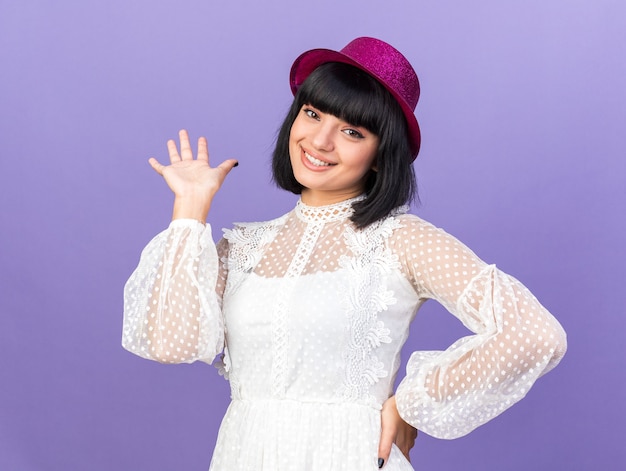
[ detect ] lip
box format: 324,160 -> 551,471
300,147 -> 336,172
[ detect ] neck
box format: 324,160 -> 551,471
300,188 -> 364,207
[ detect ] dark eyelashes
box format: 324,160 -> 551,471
302,106 -> 366,139
303,108 -> 319,119
345,129 -> 365,139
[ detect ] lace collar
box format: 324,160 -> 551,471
295,195 -> 366,224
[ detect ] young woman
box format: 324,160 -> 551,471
123,37 -> 567,470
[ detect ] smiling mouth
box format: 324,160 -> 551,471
304,151 -> 335,167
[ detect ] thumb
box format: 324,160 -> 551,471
216,158 -> 239,173
148,157 -> 165,175
377,420 -> 396,468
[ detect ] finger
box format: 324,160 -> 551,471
197,137 -> 209,162
167,139 -> 180,164
148,157 -> 165,175
377,424 -> 396,468
215,158 -> 239,174
179,129 -> 193,161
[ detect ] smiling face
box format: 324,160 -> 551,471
289,104 -> 379,206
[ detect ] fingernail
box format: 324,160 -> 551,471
233,162 -> 239,167
378,458 -> 384,468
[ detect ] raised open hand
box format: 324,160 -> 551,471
148,130 -> 238,221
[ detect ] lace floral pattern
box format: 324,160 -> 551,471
123,198 -> 566,469
338,215 -> 403,403
222,216 -> 286,291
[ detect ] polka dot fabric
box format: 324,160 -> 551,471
123,220 -> 224,364
123,198 -> 566,470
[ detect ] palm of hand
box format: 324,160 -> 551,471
148,129 -> 239,221
161,158 -> 221,200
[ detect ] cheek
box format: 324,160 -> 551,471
350,147 -> 378,173
289,115 -> 305,140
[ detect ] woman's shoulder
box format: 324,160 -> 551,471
386,211 -> 457,247
391,211 -> 440,233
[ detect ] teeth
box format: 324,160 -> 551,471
305,152 -> 332,167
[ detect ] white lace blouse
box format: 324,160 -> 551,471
122,197 -> 566,469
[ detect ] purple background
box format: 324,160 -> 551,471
1,1 -> 624,469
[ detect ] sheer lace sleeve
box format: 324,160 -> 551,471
122,219 -> 228,365
391,215 -> 567,439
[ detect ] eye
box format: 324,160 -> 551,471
303,108 -> 320,120
343,128 -> 365,139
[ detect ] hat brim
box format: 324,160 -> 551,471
290,48 -> 421,159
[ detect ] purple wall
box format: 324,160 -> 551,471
1,1 -> 624,469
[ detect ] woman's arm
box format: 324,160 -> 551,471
122,130 -> 237,364
391,216 -> 567,439
122,222 -> 227,364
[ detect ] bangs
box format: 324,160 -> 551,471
295,62 -> 392,135
272,61 -> 416,228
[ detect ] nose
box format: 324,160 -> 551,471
311,122 -> 335,152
